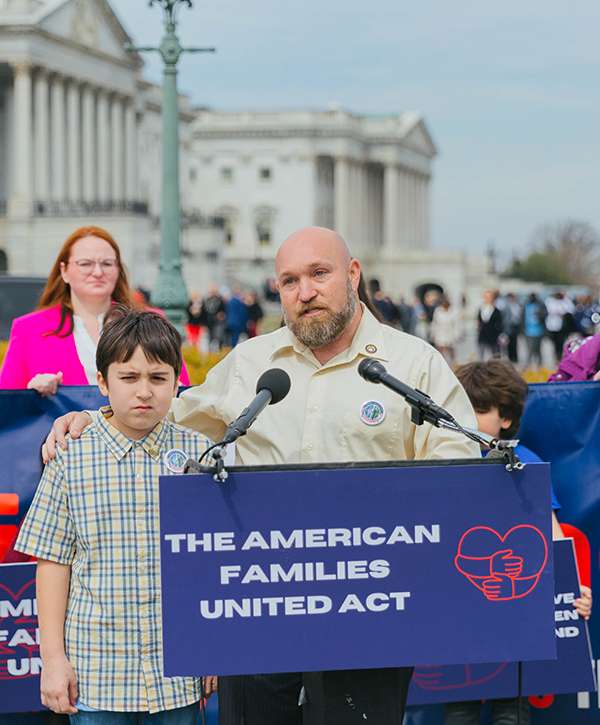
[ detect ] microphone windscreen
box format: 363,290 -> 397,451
256,368 -> 291,405
358,357 -> 386,382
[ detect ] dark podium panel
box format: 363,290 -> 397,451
302,667 -> 414,725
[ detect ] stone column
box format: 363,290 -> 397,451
96,88 -> 110,203
8,61 -> 33,217
358,162 -> 369,254
67,79 -> 81,202
406,171 -> 416,249
50,74 -> 67,201
81,85 -> 96,203
397,166 -> 406,250
111,95 -> 124,204
422,174 -> 430,249
124,100 -> 137,202
383,162 -> 399,256
34,68 -> 50,202
348,160 -> 357,249
333,155 -> 350,242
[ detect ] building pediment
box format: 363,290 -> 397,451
401,114 -> 437,158
34,0 -> 138,65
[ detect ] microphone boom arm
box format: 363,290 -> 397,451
358,358 -> 522,472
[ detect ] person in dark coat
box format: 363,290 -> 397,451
477,289 -> 503,359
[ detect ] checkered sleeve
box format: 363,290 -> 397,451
15,453 -> 76,564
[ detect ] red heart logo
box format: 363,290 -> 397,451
455,526 -> 548,601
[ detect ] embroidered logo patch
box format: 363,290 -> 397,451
365,344 -> 377,354
359,400 -> 386,426
164,449 -> 188,474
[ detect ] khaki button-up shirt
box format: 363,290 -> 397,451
170,307 -> 480,464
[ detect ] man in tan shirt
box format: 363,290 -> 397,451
46,226 -> 480,725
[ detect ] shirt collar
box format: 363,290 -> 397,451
95,405 -> 169,462
270,304 -> 389,368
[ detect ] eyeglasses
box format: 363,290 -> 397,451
67,259 -> 119,273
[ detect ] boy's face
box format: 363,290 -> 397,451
97,346 -> 178,440
474,406 -> 513,440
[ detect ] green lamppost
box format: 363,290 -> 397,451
125,1 -> 215,331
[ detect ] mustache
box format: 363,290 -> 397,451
297,302 -> 330,316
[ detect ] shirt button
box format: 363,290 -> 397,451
312,406 -> 318,412
141,655 -> 149,662
137,473 -> 143,480
141,611 -> 148,619
307,444 -> 314,451
139,565 -> 146,572
137,519 -> 144,527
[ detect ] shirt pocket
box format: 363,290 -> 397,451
341,410 -> 402,461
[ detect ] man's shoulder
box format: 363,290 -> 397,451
166,420 -> 214,449
225,326 -> 289,360
380,325 -> 437,358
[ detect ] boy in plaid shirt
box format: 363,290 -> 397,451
16,307 -> 217,723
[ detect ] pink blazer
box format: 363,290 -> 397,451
0,304 -> 190,389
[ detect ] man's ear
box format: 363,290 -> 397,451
97,371 -> 109,398
500,417 -> 513,431
348,258 -> 361,292
172,378 -> 180,398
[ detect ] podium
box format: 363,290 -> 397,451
158,458 -> 556,723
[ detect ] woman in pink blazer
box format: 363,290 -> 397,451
0,226 -> 190,394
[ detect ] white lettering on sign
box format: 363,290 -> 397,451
220,560 -> 390,585
165,526 -> 441,553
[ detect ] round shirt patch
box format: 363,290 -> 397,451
365,344 -> 378,354
360,400 -> 386,426
164,449 -> 188,474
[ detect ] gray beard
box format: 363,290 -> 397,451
284,283 -> 358,349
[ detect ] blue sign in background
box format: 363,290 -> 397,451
407,538 -> 596,706
0,386 -> 106,546
159,462 -> 556,677
0,563 -> 44,714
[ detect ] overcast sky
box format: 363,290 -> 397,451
113,0 -> 600,265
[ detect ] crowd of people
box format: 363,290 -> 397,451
359,281 -> 600,371
476,288 -> 598,368
184,283 -> 265,351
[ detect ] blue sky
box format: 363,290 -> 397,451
113,0 -> 600,265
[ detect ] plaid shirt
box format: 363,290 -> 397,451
16,407 -> 213,713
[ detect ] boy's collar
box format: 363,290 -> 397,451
96,405 -> 168,461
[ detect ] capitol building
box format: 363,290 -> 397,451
0,0 -> 495,305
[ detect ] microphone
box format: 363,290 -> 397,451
358,358 -> 456,426
220,368 -> 291,445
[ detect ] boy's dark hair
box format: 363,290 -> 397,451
96,305 -> 183,381
455,359 -> 528,439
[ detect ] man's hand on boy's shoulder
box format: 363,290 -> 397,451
43,411 -> 93,463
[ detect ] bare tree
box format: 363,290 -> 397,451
530,219 -> 600,287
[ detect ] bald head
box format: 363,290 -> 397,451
275,227 -> 351,278
274,227 -> 362,358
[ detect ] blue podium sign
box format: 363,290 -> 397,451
159,461 -> 556,677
